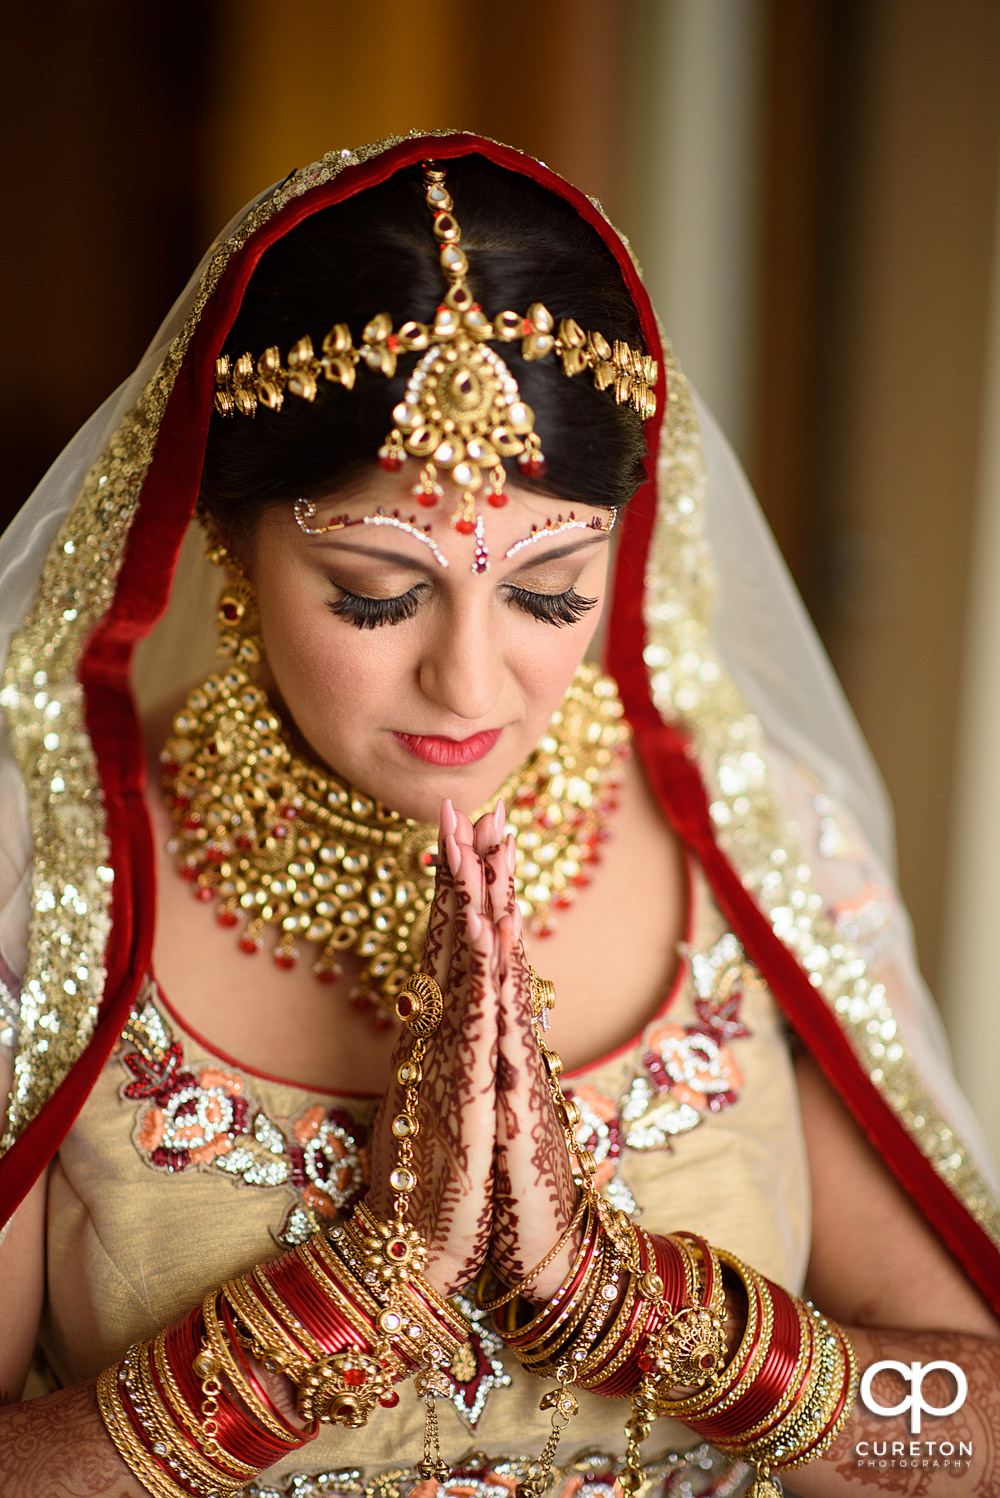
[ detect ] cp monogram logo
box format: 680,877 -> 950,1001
860,1360 -> 968,1434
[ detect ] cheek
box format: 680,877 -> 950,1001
254,576 -> 389,723
508,612 -> 603,716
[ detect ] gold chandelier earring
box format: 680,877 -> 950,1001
204,528 -> 264,668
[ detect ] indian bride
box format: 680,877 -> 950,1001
0,132 -> 998,1498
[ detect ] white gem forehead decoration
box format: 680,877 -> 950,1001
472,514 -> 489,575
294,498 -> 449,568
503,509 -> 617,560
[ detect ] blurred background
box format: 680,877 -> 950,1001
4,0 -> 1000,1158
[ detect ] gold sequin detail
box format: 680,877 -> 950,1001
643,347 -> 1000,1252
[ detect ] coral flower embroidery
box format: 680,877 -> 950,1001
563,931 -> 758,1216
118,987 -> 368,1234
642,1020 -> 743,1113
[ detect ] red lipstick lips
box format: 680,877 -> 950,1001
393,728 -> 502,766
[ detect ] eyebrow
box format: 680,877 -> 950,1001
506,533 -> 611,570
308,530 -> 449,569
310,538 -> 437,569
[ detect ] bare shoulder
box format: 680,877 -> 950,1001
795,1049 -> 1000,1338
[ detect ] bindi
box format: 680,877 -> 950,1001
502,509 -> 617,560
294,498 -> 450,568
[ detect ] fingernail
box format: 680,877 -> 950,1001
441,798 -> 458,836
467,906 -> 483,940
505,831 -> 516,872
493,798 -> 506,840
445,832 -> 461,877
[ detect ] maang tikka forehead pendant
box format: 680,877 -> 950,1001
214,161 -> 657,538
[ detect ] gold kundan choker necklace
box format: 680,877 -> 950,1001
161,661 -> 630,1023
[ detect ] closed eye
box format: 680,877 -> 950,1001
503,585 -> 598,626
326,585 -> 425,629
326,581 -> 598,630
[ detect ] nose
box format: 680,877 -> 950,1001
417,599 -> 505,722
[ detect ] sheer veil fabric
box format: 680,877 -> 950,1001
0,132 -> 997,1311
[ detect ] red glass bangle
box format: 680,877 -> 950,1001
696,1280 -> 803,1442
162,1307 -> 209,1417
217,1299 -> 310,1442
260,1254 -> 363,1355
648,1231 -> 691,1312
174,1299 -> 309,1470
173,1308 -> 305,1471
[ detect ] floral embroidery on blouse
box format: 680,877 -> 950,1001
564,932 -> 757,1217
118,984 -> 369,1245
241,1442 -> 749,1498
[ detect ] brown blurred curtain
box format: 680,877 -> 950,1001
751,0 -> 1000,991
0,4 -> 209,530
200,0 -> 630,236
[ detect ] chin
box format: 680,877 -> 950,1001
387,770 -> 502,826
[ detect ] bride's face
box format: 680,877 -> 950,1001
247,469 -> 615,823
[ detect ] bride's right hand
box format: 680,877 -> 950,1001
364,797 -> 502,1297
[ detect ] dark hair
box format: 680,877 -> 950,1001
200,155 -> 648,540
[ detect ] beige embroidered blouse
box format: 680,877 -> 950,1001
40,859 -> 810,1492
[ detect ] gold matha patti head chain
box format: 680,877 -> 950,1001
213,162 -> 657,537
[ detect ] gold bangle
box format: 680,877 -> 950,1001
99,1347 -> 248,1498
516,1230 -> 611,1374
498,1199 -> 601,1349
557,1229 -> 631,1377
338,1205 -> 470,1342
222,1275 -> 308,1381
132,1340 -> 252,1490
328,1219 -> 468,1361
251,1263 -> 327,1362
97,1361 -> 195,1498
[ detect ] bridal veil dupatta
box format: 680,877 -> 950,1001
0,131 -> 997,1313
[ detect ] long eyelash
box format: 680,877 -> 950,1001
327,587 -> 423,629
505,585 -> 598,627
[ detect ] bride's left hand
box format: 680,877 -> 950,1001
463,806 -> 581,1301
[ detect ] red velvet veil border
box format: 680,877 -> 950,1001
1,132 -> 998,1318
